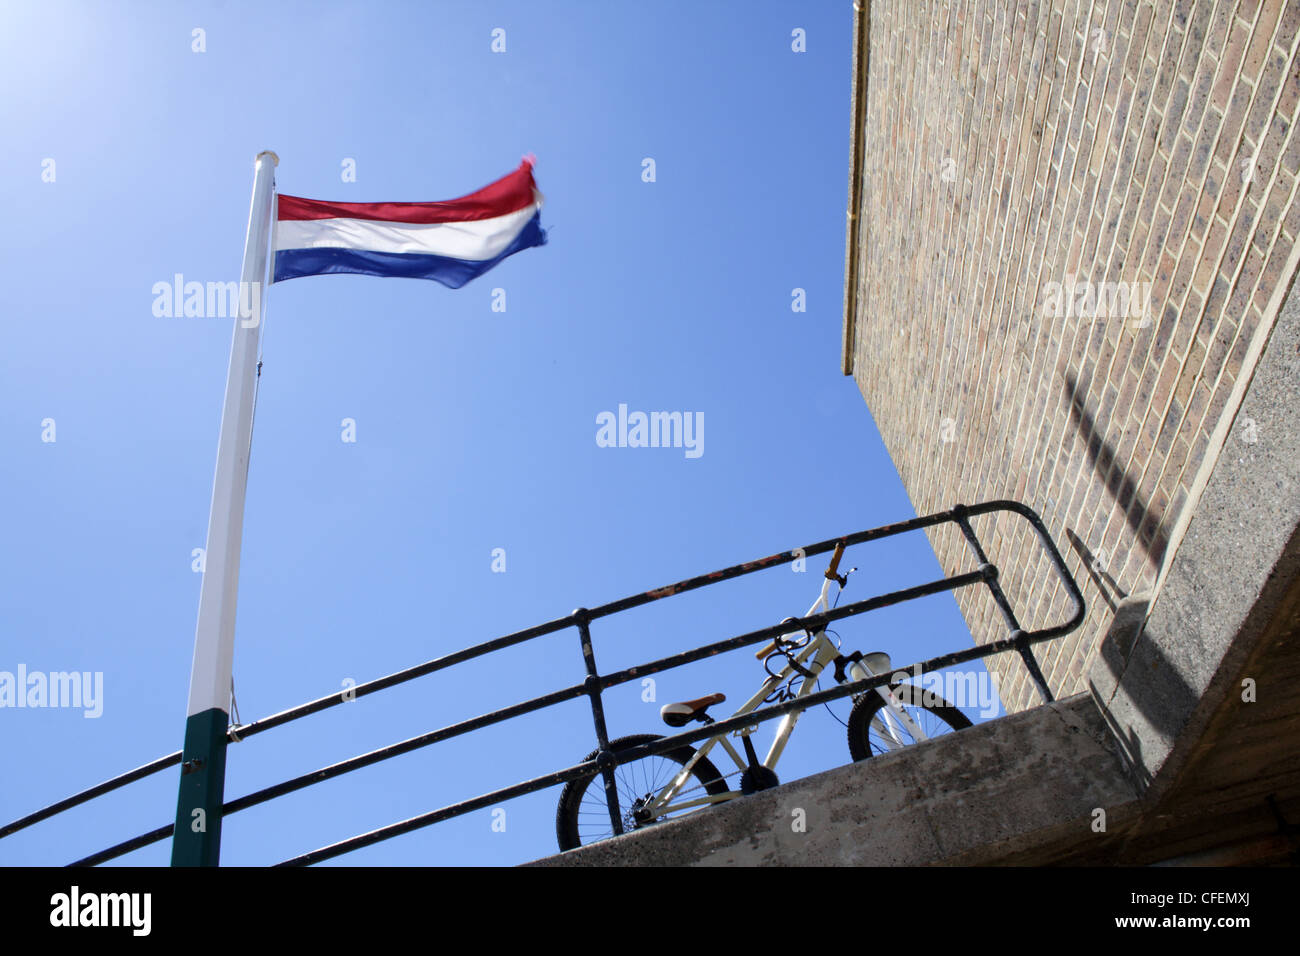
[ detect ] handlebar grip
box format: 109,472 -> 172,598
825,541 -> 846,579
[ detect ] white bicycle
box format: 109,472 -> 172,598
556,543 -> 973,850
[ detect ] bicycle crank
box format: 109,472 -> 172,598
739,732 -> 780,794
740,766 -> 780,794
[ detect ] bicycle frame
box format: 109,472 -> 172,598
641,562 -> 934,819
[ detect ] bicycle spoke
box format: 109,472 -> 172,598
572,748 -> 725,844
862,686 -> 966,756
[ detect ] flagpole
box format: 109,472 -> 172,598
172,150 -> 278,866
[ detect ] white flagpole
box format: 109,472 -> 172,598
172,150 -> 278,866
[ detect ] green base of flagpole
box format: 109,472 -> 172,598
171,707 -> 229,867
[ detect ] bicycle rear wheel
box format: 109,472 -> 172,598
846,683 -> 972,761
555,733 -> 731,852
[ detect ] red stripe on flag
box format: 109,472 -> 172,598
277,159 -> 539,224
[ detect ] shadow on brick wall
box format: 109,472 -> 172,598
1063,372 -> 1169,570
1065,527 -> 1129,613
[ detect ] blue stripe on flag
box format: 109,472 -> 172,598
273,212 -> 546,288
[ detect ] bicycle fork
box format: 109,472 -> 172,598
836,649 -> 931,749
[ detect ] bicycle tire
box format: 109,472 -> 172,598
846,683 -> 972,761
555,732 -> 730,852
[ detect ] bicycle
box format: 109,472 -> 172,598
555,542 -> 974,851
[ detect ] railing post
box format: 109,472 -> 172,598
1009,629 -> 1054,703
573,609 -> 624,837
953,505 -> 1055,704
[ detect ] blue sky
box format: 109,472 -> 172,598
0,0 -> 997,867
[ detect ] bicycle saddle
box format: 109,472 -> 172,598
660,692 -> 726,728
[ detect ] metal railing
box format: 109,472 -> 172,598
0,500 -> 1084,866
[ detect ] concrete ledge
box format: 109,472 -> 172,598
1088,277 -> 1300,804
528,694 -> 1138,867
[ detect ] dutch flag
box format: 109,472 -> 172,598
272,157 -> 546,287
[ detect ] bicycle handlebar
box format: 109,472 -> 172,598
755,542 -> 848,659
824,541 -> 846,580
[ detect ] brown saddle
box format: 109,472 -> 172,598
660,692 -> 726,728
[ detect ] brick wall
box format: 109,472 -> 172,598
845,0 -> 1300,712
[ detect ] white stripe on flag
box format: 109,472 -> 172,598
274,203 -> 541,261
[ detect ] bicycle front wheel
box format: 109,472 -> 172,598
555,733 -> 731,852
846,683 -> 972,761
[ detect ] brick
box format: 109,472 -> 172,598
1216,86 -> 1254,169
1217,150 -> 1253,216
1234,243 -> 1266,299
1255,63 -> 1291,158
1280,0 -> 1300,43
1169,187 -> 1197,244
1175,350 -> 1200,406
1221,210 -> 1259,275
1211,21 -> 1252,112
1253,177 -> 1292,250
1161,79 -> 1193,153
1187,380 -> 1212,427
1205,374 -> 1235,425
1276,49 -> 1300,120
1257,238 -> 1294,298
1204,315 -> 1238,371
1204,270 -> 1232,322
1242,3 -> 1285,82
1192,227 -> 1223,292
